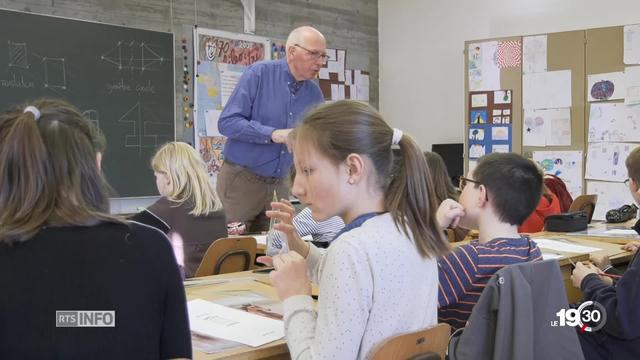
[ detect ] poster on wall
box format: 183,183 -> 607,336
468,90 -> 513,165
532,151 -> 583,198
585,142 -> 640,182
193,28 -> 270,181
468,41 -> 500,91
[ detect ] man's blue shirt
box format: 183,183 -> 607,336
218,58 -> 324,178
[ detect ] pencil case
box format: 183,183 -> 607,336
544,212 -> 588,232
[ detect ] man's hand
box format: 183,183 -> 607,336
271,129 -> 293,151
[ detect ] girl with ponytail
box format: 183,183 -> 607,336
262,100 -> 449,359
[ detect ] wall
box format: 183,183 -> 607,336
0,0 -> 377,213
379,0 -> 640,150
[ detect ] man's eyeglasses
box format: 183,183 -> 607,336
459,176 -> 489,201
294,44 -> 329,64
625,178 -> 631,187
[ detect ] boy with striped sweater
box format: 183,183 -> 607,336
435,153 -> 543,330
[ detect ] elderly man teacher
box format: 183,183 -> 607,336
217,26 -> 326,232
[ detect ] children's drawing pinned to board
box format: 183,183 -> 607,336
469,127 -> 485,141
492,126 -> 510,141
469,144 -> 486,159
591,80 -> 615,101
496,40 -> 521,68
470,109 -> 487,124
494,90 -> 512,104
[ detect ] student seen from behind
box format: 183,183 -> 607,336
436,153 -> 543,330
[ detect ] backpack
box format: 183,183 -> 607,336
544,175 -> 573,213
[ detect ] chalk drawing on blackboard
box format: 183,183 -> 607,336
101,40 -> 164,72
82,109 -> 100,133
43,57 -> 66,90
8,41 -> 29,69
118,101 -> 170,149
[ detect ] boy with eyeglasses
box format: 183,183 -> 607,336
435,153 -> 543,330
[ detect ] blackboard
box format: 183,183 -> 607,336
0,8 -> 174,197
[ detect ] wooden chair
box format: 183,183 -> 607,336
193,236 -> 257,277
568,194 -> 598,223
370,323 -> 451,360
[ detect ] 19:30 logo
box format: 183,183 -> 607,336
552,301 -> 607,332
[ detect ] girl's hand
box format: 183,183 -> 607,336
269,251 -> 312,300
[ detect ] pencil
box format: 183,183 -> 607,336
597,271 -> 623,279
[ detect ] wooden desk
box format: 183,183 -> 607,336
530,233 -> 635,302
186,271 -> 289,360
558,219 -> 639,245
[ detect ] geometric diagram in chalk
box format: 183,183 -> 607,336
8,41 -> 29,69
101,40 -> 164,72
81,109 -> 101,134
43,57 -> 66,89
118,102 -> 170,149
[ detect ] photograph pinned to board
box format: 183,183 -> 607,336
469,144 -> 486,159
522,35 -> 547,74
494,90 -> 512,104
587,180 -> 636,221
532,151 -> 583,198
587,72 -> 625,102
502,116 -> 511,124
468,41 -> 500,91
470,109 -> 487,124
624,66 -> 640,105
588,102 -> 640,143
471,93 -> 488,108
624,24 -> 640,65
492,126 -> 510,141
523,70 -> 572,110
469,127 -> 485,141
586,142 -> 640,182
493,109 -> 502,116
492,116 -> 502,124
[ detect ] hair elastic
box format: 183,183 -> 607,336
23,106 -> 41,121
391,128 -> 403,145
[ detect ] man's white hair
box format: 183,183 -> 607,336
286,26 -> 324,50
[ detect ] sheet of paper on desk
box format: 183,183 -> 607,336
188,299 -> 284,347
604,229 -> 638,235
533,238 -> 602,253
541,253 -> 564,260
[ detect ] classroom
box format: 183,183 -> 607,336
1,0 -> 639,359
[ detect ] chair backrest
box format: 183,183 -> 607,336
568,194 -> 598,223
193,236 -> 257,277
370,323 -> 451,360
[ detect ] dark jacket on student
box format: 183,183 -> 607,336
448,260 -> 585,360
131,197 -> 227,278
576,220 -> 640,360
